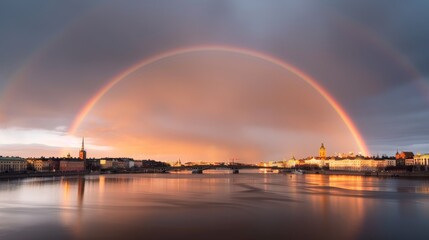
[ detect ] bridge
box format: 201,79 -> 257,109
165,165 -> 281,174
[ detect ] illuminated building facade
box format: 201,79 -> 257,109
284,157 -> 297,168
0,157 -> 27,173
32,159 -> 50,172
99,158 -> 134,170
303,157 -> 324,167
414,153 -> 429,166
329,158 -> 394,171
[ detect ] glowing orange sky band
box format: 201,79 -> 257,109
68,45 -> 370,156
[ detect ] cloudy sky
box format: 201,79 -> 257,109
0,0 -> 428,163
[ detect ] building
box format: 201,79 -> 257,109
128,159 -> 135,168
100,159 -> 113,169
112,158 -> 128,169
32,159 -> 50,172
303,157 -> 324,168
266,160 -> 287,168
0,157 -> 27,173
58,139 -> 87,172
337,152 -> 357,158
396,151 -> 414,160
414,153 -> 429,166
319,143 -> 326,159
384,159 -> 396,167
329,158 -> 392,172
86,158 -> 100,171
59,159 -> 85,172
99,158 -> 134,170
284,157 -> 297,168
79,137 -> 87,161
395,151 -> 414,166
27,158 -> 60,172
134,160 -> 143,168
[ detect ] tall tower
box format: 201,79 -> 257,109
319,143 -> 326,159
79,137 -> 87,161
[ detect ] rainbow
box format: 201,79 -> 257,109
68,45 -> 370,156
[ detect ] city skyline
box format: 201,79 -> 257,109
0,137 -> 421,165
1,1 -> 429,163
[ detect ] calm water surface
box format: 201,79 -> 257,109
1,172 -> 429,240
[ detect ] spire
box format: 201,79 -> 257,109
79,137 -> 87,161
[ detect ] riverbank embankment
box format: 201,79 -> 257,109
300,170 -> 429,179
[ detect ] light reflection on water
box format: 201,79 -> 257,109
1,173 -> 429,240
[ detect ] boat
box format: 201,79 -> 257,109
232,169 -> 239,174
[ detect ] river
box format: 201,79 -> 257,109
1,172 -> 429,240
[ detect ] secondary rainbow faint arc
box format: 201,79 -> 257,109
68,45 -> 370,156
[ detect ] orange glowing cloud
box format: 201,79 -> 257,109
65,47 -> 369,162
69,46 -> 368,160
